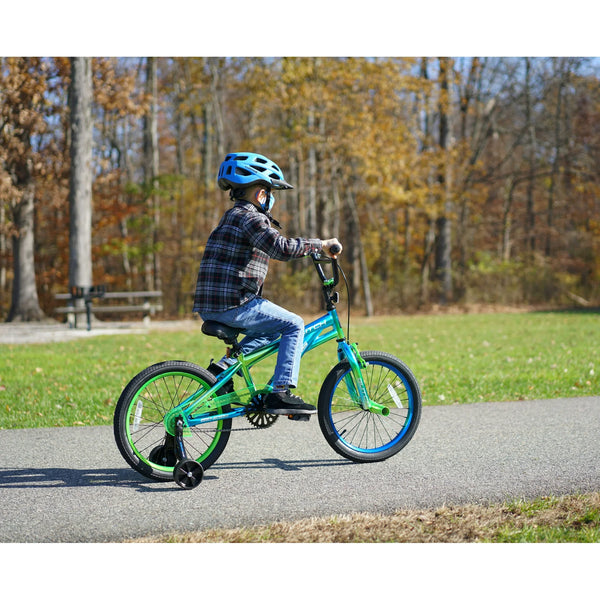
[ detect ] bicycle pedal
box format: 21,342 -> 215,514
287,414 -> 311,421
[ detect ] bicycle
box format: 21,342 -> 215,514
113,249 -> 422,489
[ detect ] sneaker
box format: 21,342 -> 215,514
207,362 -> 234,395
264,389 -> 316,415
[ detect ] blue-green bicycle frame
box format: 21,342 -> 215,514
163,305 -> 388,436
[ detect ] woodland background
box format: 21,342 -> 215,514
1,57 -> 599,322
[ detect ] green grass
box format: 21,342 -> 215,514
491,495 -> 600,542
370,310 -> 600,405
1,311 -> 599,429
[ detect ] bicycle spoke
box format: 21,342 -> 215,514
117,364 -> 232,477
323,356 -> 418,455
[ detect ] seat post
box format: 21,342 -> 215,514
201,320 -> 244,356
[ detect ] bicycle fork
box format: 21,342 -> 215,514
174,416 -> 188,461
338,341 -> 390,416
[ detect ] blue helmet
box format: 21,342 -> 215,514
217,152 -> 293,192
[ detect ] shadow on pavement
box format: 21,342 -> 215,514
210,457 -> 351,472
0,457 -> 351,491
0,467 -> 168,491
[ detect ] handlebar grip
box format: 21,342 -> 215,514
329,244 -> 341,255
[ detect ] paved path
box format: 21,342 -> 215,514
0,320 -> 194,345
0,396 -> 598,542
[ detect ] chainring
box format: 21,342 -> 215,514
246,395 -> 278,429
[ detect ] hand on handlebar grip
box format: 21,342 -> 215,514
322,238 -> 342,258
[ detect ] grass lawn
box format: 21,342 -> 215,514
0,310 -> 599,429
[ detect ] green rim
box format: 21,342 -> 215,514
125,370 -> 226,473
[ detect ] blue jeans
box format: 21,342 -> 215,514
199,297 -> 305,390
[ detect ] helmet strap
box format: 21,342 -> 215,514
255,193 -> 281,229
256,188 -> 275,212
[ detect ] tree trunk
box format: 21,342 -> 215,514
418,58 -> 434,307
546,60 -> 568,258
501,176 -> 516,261
4,58 -> 47,322
419,216 -> 436,306
7,185 -> 45,321
435,214 -> 452,303
524,58 -> 536,260
434,58 -> 452,304
143,57 -> 160,291
208,58 -> 226,228
403,205 -> 411,279
347,189 -> 373,316
119,118 -> 133,290
68,57 -> 93,325
307,110 -> 318,238
1,200 -> 7,307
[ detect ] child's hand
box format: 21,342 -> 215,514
322,238 -> 343,258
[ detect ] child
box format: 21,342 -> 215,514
193,152 -> 342,414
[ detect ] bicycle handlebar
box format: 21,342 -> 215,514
311,250 -> 339,288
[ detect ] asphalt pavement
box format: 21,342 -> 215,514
0,395 -> 598,542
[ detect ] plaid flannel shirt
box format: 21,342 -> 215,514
193,201 -> 323,313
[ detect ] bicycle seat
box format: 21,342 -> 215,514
201,320 -> 245,344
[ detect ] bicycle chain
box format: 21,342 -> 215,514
194,425 -> 267,433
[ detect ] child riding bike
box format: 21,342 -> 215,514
193,152 -> 342,416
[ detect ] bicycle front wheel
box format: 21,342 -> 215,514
318,351 -> 421,463
113,360 -> 231,481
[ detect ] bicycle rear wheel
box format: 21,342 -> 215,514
318,351 -> 421,462
113,360 -> 231,481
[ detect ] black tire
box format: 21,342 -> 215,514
318,351 -> 421,463
113,361 -> 231,481
173,459 -> 204,489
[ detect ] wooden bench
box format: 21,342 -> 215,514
54,286 -> 163,330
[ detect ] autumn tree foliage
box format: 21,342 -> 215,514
1,57 -> 599,322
